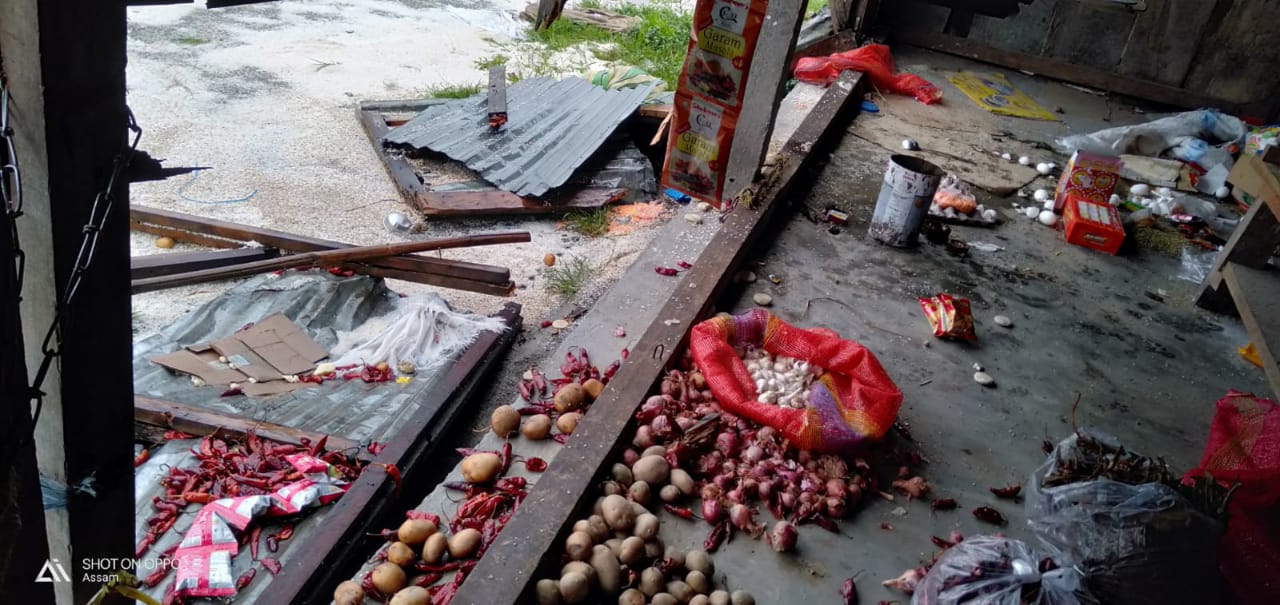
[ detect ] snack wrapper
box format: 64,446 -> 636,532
172,453 -> 350,598
919,294 -> 976,341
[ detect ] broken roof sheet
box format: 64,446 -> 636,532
384,76 -> 656,197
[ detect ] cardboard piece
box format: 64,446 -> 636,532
1054,150 -> 1123,213
1063,194 -> 1125,255
1227,153 -> 1280,214
151,313 -> 328,395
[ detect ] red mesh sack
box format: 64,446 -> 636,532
793,43 -> 943,104
1184,390 -> 1280,605
689,309 -> 903,452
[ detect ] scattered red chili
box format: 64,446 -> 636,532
663,504 -> 695,520
277,523 -> 294,541
524,457 -> 547,472
930,498 -> 958,510
261,557 -> 282,576
220,387 -> 243,397
135,448 -> 151,467
930,535 -> 955,549
704,519 -> 731,552
677,261 -> 693,269
841,577 -> 859,605
406,511 -> 441,526
162,430 -> 196,440
539,320 -> 553,328
654,267 -> 679,276
368,441 -> 386,455
989,485 -> 1021,499
880,522 -> 894,531
972,506 -> 1007,525
235,568 -> 256,590
249,526 -> 262,561
265,535 -> 278,553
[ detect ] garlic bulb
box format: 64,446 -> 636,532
743,349 -> 824,409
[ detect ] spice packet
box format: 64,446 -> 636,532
662,94 -> 736,202
919,294 -> 977,341
684,0 -> 767,107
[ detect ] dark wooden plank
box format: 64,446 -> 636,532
1043,1 -> 1135,71
134,396 -> 370,461
943,9 -> 974,37
131,247 -> 280,279
358,108 -> 429,197
895,30 -> 1247,113
639,103 -> 673,119
1115,0 -> 1213,87
830,0 -> 854,32
258,303 -> 521,605
415,188 -> 627,217
131,219 -> 244,249
794,30 -> 858,64
722,0 -> 808,204
454,71 -> 868,605
130,206 -> 510,284
967,0 -> 1057,56
488,65 -> 508,130
1221,262 -> 1280,399
358,264 -> 515,297
1196,198 -> 1280,311
129,231 -> 530,294
1182,0 -> 1280,111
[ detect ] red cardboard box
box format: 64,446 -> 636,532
1054,150 -> 1123,212
1063,194 -> 1125,255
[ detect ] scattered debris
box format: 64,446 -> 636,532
993,315 -> 1013,328
736,270 -> 758,283
753,293 -> 773,306
551,319 -> 570,330
684,213 -> 704,225
543,253 -> 556,267
973,371 -> 996,387
901,138 -> 919,150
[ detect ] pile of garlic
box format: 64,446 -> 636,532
742,349 -> 823,409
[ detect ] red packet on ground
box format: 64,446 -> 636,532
919,294 -> 977,341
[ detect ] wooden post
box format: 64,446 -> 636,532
2,0 -> 134,602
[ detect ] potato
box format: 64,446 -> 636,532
664,546 -> 686,570
601,480 -> 624,496
632,455 -> 670,485
573,519 -> 591,536
386,541 -> 415,566
491,405 -> 520,437
633,513 -> 659,540
641,445 -> 668,459
592,497 -> 605,517
639,567 -> 665,597
557,412 -> 581,435
611,463 -> 633,486
461,452 -> 501,484
582,378 -> 605,400
684,550 -> 713,576
670,469 -> 695,496
659,484 -> 682,503
561,560 -> 595,584
708,591 -> 731,605
371,562 -> 407,594
559,571 -> 590,604
730,591 -> 755,605
398,519 -> 436,545
590,544 -> 623,594
644,539 -> 665,561
422,532 -> 447,564
619,588 -> 646,605
685,571 -> 709,595
605,538 -> 623,558
566,531 -> 594,561
690,596 -> 710,605
600,495 -> 636,531
667,581 -> 694,603
390,586 -> 430,605
628,481 -> 651,505
586,515 -> 611,543
555,383 -> 587,413
619,536 -> 645,566
333,580 -> 365,605
448,528 -> 482,559
630,501 -> 648,518
536,578 -> 561,605
155,236 -> 175,249
652,593 -> 679,605
522,414 -> 553,440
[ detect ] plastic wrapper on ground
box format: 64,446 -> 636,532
913,535 -> 1090,605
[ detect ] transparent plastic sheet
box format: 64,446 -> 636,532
331,293 -> 508,372
913,536 -> 1090,605
1027,432 -> 1221,605
1177,247 -> 1218,283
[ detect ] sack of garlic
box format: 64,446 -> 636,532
742,349 -> 823,409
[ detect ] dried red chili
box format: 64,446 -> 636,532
840,577 -> 859,605
972,506 -> 1007,525
989,485 -> 1021,499
930,498 -> 957,510
235,568 -> 256,590
261,557 -> 282,576
654,267 -> 679,276
524,457 -> 547,472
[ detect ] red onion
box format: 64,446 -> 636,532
948,530 -> 964,544
799,491 -> 816,505
826,496 -> 847,518
697,452 -> 723,475
740,478 -> 758,496
660,379 -> 676,397
695,405 -> 717,417
756,426 -> 777,443
846,483 -> 862,506
726,488 -> 745,505
817,455 -> 849,479
651,415 -> 677,441
687,388 -> 702,402
766,521 -> 797,552
715,431 -> 739,458
701,484 -> 722,501
721,461 -> 737,476
743,445 -> 765,464
758,481 -> 773,500
729,504 -> 753,530
702,498 -> 725,524
780,492 -> 796,509
676,416 -> 697,432
633,426 -> 655,449
701,390 -> 713,401
797,450 -> 813,466
713,473 -> 735,491
637,396 -> 666,423
826,478 -> 847,499
622,449 -> 640,466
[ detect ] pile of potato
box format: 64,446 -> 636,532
333,517 -> 479,605
535,451 -> 756,605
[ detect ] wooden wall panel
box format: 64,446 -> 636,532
967,0 -> 1059,56
1044,1 -> 1136,71
1183,0 -> 1280,110
1116,0 -> 1216,86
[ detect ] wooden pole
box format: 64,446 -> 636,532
131,231 -> 530,293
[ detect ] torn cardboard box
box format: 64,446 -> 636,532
151,313 -> 328,396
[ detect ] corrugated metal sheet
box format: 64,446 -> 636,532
384,77 -> 655,197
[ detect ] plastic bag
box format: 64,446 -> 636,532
689,309 -> 903,452
1176,247 -> 1218,283
1027,431 -> 1221,605
1184,391 -> 1280,605
794,44 -> 942,104
333,293 -> 509,372
913,535 -> 1090,605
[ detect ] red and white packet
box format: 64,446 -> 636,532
172,453 -> 350,598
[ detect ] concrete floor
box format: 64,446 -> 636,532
650,49 -> 1269,604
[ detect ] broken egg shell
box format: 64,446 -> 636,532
684,213 -> 704,225
1024,207 -> 1039,219
993,315 -> 1013,328
981,209 -> 997,222
1000,152 -> 1013,161
1109,194 -> 1122,206
753,293 -> 773,307
1038,211 -> 1059,226
1130,183 -> 1151,197
901,138 -> 919,150
1018,156 -> 1032,166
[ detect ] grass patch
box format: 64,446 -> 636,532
805,0 -> 829,17
474,54 -> 509,70
545,256 -> 594,297
565,208 -> 611,237
529,1 -> 691,85
424,82 -> 485,99
176,36 -> 208,45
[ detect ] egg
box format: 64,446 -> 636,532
1033,189 -> 1051,202
1043,200 -> 1055,210
1024,207 -> 1039,218
1109,194 -> 1122,206
982,209 -> 998,222
1214,186 -> 1230,199
1018,156 -> 1032,166
1000,152 -> 1013,161
901,139 -> 919,150
1155,187 -> 1172,198
1130,183 -> 1150,196
1038,210 -> 1059,226
1036,163 -> 1054,175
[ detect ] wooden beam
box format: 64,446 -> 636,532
133,396 -> 370,461
894,30 -> 1248,113
722,0 -> 808,204
129,206 -> 511,285
487,65 -> 508,130
1221,262 -> 1280,399
453,71 -> 868,605
257,303 -> 522,605
129,231 -> 530,293
357,108 -> 429,201
794,30 -> 858,65
414,188 -> 628,217
131,247 -> 280,279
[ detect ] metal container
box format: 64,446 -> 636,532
868,154 -> 944,247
